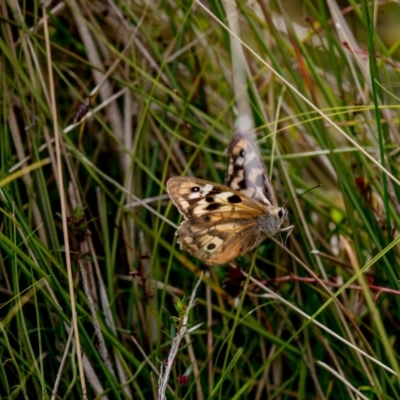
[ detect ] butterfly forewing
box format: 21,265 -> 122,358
167,177 -> 266,219
225,131 -> 277,206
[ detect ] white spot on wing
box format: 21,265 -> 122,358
236,156 -> 245,166
188,192 -> 200,199
202,184 -> 213,195
248,168 -> 261,183
244,151 -> 256,164
216,192 -> 234,200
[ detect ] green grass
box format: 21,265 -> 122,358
1,1 -> 400,399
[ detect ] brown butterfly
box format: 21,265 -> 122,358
167,132 -> 291,265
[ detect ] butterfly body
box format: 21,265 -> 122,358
167,131 -> 290,265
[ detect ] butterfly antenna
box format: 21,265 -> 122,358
283,184 -> 322,207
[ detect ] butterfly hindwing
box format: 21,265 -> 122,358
176,217 -> 261,265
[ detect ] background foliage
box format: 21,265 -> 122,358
1,1 -> 400,399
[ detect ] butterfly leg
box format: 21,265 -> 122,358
279,224 -> 294,247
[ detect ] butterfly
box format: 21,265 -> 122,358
167,131 -> 291,265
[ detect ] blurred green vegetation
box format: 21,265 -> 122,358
1,1 -> 400,399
